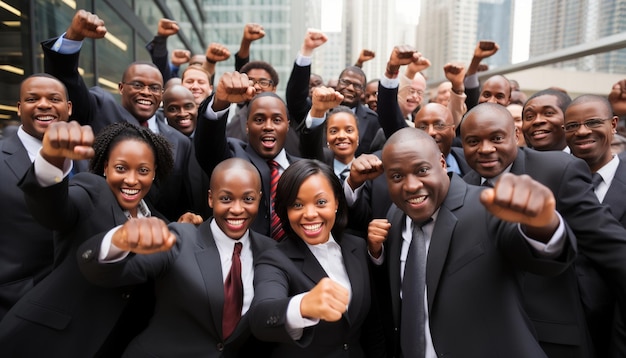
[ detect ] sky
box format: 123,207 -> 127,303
512,0 -> 532,63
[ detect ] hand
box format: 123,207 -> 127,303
387,45 -> 420,68
65,10 -> 107,41
480,173 -> 559,241
177,212 -> 203,225
310,86 -> 344,117
300,278 -> 349,322
170,49 -> 191,67
205,43 -> 231,63
356,49 -> 376,66
368,219 -> 391,258
212,72 -> 256,111
111,217 -> 176,254
157,18 -> 179,37
242,23 -> 265,42
301,29 -> 328,56
346,154 -> 384,190
473,40 -> 499,60
443,63 -> 466,90
41,121 -> 95,167
609,79 -> 626,116
406,55 -> 431,77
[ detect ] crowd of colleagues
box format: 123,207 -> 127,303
2,8 -> 626,358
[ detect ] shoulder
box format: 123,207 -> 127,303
357,104 -> 378,119
250,230 -> 277,253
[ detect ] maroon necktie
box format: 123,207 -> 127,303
222,242 -> 243,339
268,160 -> 286,241
140,120 -> 149,127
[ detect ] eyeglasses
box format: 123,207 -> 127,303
249,78 -> 274,89
123,81 -> 163,94
416,122 -> 455,132
407,88 -> 425,97
338,78 -> 364,92
563,118 -> 610,132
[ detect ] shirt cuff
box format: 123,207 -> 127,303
99,225 -> 131,263
520,211 -> 566,258
51,32 -> 83,54
368,245 -> 385,265
464,73 -> 479,89
305,112 -> 325,129
295,54 -> 312,67
286,292 -> 320,340
34,150 -> 72,187
342,177 -> 363,206
203,98 -> 230,120
380,75 -> 399,89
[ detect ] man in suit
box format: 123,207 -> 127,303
0,74 -> 71,319
565,94 -> 626,356
521,89 -> 572,152
77,158 -> 276,357
461,102 -> 626,357
367,127 -> 575,357
286,29 -> 381,156
195,71 -> 299,239
41,9 -> 194,222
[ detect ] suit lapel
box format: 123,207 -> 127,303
3,135 -> 32,181
510,148 -> 527,175
340,237 -> 363,325
604,159 -> 626,220
194,221 -> 226,338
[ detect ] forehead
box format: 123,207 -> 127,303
249,96 -> 286,114
365,82 -> 378,91
164,89 -> 195,104
339,70 -> 365,83
525,94 -> 560,110
411,75 -> 426,89
415,105 -> 451,123
383,138 -> 437,164
183,68 -> 209,81
21,77 -> 66,97
463,109 -> 514,135
213,166 -> 261,190
126,64 -> 162,83
565,101 -> 609,119
246,68 -> 271,79
109,138 -> 154,158
328,112 -> 357,126
483,77 -> 509,91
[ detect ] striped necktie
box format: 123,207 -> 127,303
268,160 -> 286,241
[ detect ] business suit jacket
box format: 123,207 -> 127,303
77,220 -> 276,357
378,174 -> 575,357
41,37 -> 195,222
464,147 -> 626,357
0,135 -> 54,320
249,234 -> 375,358
195,104 -> 300,237
0,170 -> 163,357
286,62 -> 381,156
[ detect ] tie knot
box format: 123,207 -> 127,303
591,172 -> 603,190
268,160 -> 278,169
233,242 -> 242,256
482,179 -> 494,188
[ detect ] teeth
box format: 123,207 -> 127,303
408,196 -> 426,204
262,138 -> 276,142
137,99 -> 152,105
121,188 -> 140,195
303,223 -> 322,231
36,116 -> 54,121
532,130 -> 548,135
227,219 -> 245,226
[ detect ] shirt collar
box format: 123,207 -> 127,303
481,162 -> 513,186
272,149 -> 290,170
123,199 -> 151,220
596,154 -> 619,189
17,126 -> 43,162
333,158 -> 352,176
210,218 -> 250,251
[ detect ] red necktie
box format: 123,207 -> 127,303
268,160 -> 286,241
222,242 -> 243,339
140,120 -> 149,127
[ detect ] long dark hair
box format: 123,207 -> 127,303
275,159 -> 348,241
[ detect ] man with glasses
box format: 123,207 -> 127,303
286,29 -> 381,156
461,102 -> 626,358
41,9 -> 195,222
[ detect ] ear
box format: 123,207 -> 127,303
16,101 -> 21,116
67,100 -> 73,117
207,189 -> 214,208
118,82 -> 124,94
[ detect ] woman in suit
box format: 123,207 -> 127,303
0,121 -> 178,357
248,159 -> 382,357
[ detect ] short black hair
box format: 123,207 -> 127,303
524,89 -> 572,115
22,73 -> 69,98
240,61 -> 279,87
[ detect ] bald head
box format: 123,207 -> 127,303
162,85 -> 198,136
210,158 -> 261,192
479,75 -> 511,106
414,103 -> 455,156
163,85 -> 195,106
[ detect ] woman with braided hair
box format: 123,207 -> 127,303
0,121 -> 199,356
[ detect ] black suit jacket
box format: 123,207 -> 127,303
195,104 -> 300,237
41,37 -> 195,222
378,174 -> 575,357
464,147 -> 626,357
285,62 -> 380,156
78,220 -> 276,358
604,152 -> 626,227
249,234 -> 376,358
0,135 -> 53,320
0,170 -> 165,356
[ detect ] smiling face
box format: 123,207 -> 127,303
18,76 -> 72,140
103,139 -> 156,218
479,76 -> 511,106
246,95 -> 289,160
565,99 -> 617,172
209,163 -> 262,240
181,67 -> 212,105
382,131 -> 449,223
522,95 -> 566,151
336,70 -> 366,108
414,103 -> 455,156
119,64 -> 163,122
163,85 -> 198,137
247,68 -> 276,94
364,81 -> 378,112
461,104 -> 519,179
398,74 -> 426,117
326,111 -> 359,164
287,173 -> 338,245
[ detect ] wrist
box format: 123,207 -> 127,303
354,62 -> 363,68
451,86 -> 464,95
205,57 -> 216,64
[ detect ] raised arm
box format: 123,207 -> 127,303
235,23 -> 265,71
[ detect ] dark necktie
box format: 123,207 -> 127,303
223,242 -> 243,339
140,120 -> 149,127
401,218 -> 432,358
591,172 -> 603,190
482,178 -> 494,188
339,167 -> 350,182
268,160 -> 286,241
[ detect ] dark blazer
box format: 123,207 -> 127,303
78,220 -> 276,358
285,61 -> 380,156
249,234 -> 374,358
378,174 -> 575,357
0,170 -> 164,357
604,152 -> 626,227
195,105 -> 300,237
0,135 -> 54,320
41,37 -> 195,222
464,147 -> 626,357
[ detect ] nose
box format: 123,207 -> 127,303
261,118 -> 274,131
403,174 -> 423,193
574,123 -> 592,136
478,139 -> 496,154
230,200 -> 244,215
303,204 -> 318,219
36,98 -> 52,109
124,171 -> 138,185
426,124 -> 438,137
486,96 -> 498,104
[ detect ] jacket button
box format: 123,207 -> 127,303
343,343 -> 349,350
217,343 -> 224,351
81,249 -> 93,260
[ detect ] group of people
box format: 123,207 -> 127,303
1,7 -> 626,358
